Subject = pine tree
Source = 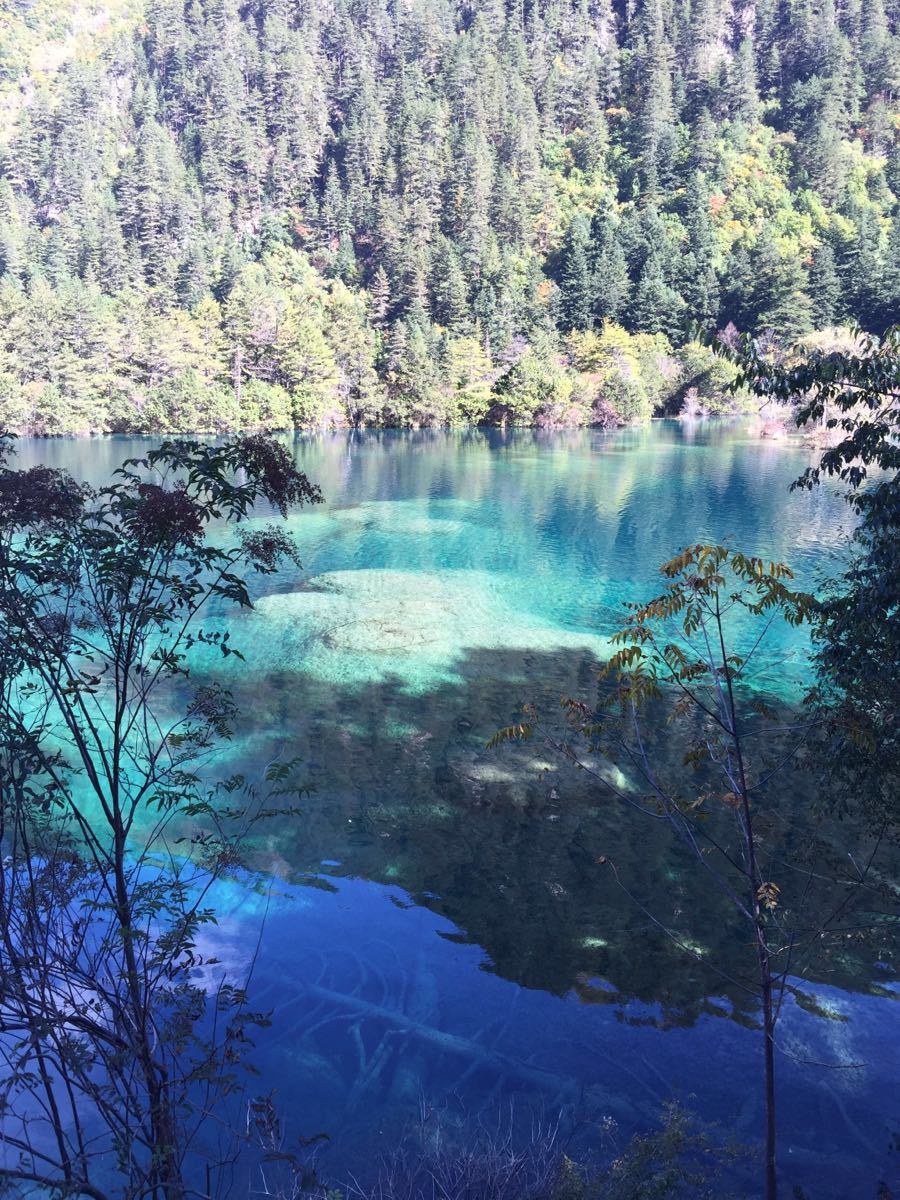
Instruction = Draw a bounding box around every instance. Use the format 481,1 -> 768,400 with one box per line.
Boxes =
0,179 -> 26,278
679,175 -> 720,328
433,240 -> 470,334
594,238 -> 631,324
860,0 -> 896,99
747,231 -> 813,339
634,0 -> 677,196
689,107 -> 718,173
320,162 -> 346,245
808,240 -> 841,326
839,206 -> 886,330
332,232 -> 360,286
369,265 -> 391,330
728,38 -> 760,123
629,252 -> 685,338
874,216 -> 900,332
559,216 -> 594,332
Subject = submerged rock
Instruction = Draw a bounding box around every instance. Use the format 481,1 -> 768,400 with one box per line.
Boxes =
247,568 -> 609,691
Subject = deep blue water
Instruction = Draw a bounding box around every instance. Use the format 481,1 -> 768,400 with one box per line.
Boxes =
15,423 -> 899,1196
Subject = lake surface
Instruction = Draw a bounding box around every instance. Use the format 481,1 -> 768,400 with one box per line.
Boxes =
17,424 -> 899,1196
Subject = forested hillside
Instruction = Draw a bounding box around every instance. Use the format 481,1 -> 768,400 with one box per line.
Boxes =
1,0 -> 899,433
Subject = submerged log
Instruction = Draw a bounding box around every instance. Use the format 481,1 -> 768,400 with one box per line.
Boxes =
286,976 -> 642,1125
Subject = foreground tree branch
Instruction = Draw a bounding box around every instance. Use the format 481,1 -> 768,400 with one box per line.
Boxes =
0,434 -> 321,1199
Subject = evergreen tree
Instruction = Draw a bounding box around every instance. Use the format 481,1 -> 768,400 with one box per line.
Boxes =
809,240 -> 841,326
432,240 -> 470,334
678,175 -> 720,328
629,252 -> 685,339
880,217 -> 900,330
559,215 -> 594,332
745,231 -> 813,339
590,211 -> 631,324
370,265 -> 392,330
728,38 -> 760,123
839,206 -> 886,330
634,0 -> 677,196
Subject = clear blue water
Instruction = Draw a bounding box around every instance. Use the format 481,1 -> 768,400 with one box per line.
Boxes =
16,423 -> 899,1196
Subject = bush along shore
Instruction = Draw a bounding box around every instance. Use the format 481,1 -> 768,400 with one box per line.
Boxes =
1,281 -> 754,435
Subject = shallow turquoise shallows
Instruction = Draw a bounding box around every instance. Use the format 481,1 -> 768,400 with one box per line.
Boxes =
17,424 -> 898,1196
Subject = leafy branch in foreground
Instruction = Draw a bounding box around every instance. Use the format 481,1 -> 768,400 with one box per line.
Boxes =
717,326 -> 900,493
492,544 -> 893,1200
0,434 -> 321,1200
716,326 -> 900,843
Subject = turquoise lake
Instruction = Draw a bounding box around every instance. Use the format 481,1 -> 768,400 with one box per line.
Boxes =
17,423 -> 899,1196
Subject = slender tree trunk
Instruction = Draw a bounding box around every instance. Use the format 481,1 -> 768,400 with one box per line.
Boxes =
717,602 -> 778,1200
743,822 -> 778,1200
233,344 -> 243,409
760,954 -> 778,1200
113,826 -> 184,1200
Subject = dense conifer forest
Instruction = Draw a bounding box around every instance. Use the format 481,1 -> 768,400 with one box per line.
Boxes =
0,0 -> 898,433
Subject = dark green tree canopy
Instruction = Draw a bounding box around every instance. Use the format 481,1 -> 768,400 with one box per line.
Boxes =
0,0 -> 898,432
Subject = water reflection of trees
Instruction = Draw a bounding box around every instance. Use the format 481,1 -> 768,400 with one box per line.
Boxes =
16,430 -> 854,594
213,642 -> 892,1026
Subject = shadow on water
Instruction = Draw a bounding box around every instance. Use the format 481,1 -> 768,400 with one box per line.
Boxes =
205,642 -> 896,1019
